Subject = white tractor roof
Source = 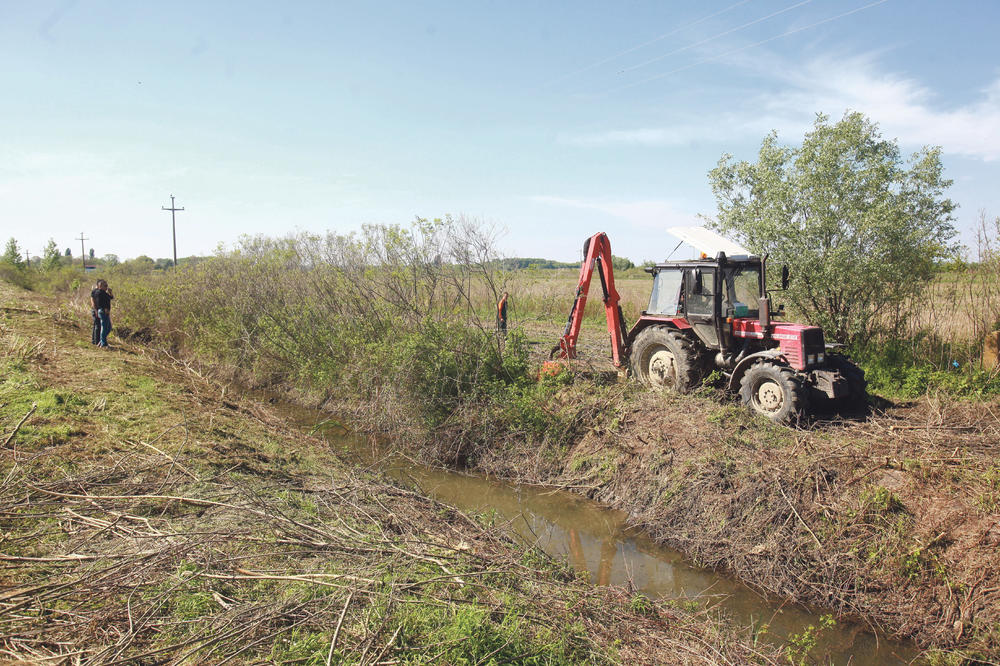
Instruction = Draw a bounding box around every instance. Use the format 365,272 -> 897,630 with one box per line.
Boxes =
667,226 -> 751,258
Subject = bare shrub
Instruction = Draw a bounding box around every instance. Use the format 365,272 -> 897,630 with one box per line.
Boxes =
109,216 -> 522,430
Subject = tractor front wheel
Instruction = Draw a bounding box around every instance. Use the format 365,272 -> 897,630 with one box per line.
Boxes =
630,327 -> 703,393
739,362 -> 809,424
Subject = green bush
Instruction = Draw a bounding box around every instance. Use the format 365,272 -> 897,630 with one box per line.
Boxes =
854,340 -> 1000,398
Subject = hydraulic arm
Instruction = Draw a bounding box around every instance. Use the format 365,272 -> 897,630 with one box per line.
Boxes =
553,232 -> 628,366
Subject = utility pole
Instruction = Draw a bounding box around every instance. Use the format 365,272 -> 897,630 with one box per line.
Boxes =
77,232 -> 89,271
161,195 -> 185,269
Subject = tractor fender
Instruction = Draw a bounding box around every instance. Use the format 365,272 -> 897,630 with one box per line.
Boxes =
727,350 -> 788,392
625,316 -> 691,349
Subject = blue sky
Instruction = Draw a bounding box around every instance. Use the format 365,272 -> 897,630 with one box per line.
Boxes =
3,0 -> 1000,263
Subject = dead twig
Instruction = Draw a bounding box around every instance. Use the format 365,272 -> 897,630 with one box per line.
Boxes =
327,590 -> 354,665
776,482 -> 822,549
3,403 -> 37,448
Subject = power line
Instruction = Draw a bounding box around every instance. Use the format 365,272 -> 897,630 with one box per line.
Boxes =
618,0 -> 813,75
606,0 -> 891,94
162,195 -> 185,269
542,0 -> 754,88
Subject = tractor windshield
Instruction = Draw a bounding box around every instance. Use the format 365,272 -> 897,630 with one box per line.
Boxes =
725,265 -> 762,317
647,269 -> 683,316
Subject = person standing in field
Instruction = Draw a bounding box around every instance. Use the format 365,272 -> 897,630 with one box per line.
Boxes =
91,279 -> 114,348
497,291 -> 509,335
89,280 -> 101,345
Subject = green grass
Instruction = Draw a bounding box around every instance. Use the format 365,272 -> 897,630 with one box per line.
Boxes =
853,339 -> 1000,399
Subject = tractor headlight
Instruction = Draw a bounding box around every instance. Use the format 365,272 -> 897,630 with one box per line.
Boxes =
817,352 -> 824,364
807,354 -> 816,366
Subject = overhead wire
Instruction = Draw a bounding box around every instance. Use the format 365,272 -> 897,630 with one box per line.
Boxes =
542,0 -> 754,87
618,0 -> 814,74
605,0 -> 892,94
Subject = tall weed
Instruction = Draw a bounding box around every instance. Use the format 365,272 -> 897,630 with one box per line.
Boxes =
104,217 -> 539,432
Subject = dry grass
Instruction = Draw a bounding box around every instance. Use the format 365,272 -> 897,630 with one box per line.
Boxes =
0,281 -> 782,665
505,269 -> 652,326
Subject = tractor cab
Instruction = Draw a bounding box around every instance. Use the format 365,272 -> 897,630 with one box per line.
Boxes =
644,254 -> 767,354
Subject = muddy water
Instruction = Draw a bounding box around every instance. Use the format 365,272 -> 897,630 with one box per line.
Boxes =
274,400 -> 921,665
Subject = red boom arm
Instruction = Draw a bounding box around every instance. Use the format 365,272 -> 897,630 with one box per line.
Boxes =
554,232 -> 628,367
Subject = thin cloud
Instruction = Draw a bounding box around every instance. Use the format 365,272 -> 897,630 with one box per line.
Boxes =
542,0 -> 752,88
530,195 -> 700,229
561,54 -> 1000,161
560,119 -> 747,147
762,55 -> 1000,160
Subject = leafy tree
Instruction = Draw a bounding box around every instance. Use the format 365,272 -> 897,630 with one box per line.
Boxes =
103,254 -> 120,267
2,238 -> 24,269
42,239 -> 62,271
611,255 -> 634,271
127,255 -> 155,273
89,247 -> 95,259
706,111 -> 958,344
65,248 -> 72,257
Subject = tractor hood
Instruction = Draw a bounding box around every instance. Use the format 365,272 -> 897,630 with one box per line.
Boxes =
731,319 -> 826,371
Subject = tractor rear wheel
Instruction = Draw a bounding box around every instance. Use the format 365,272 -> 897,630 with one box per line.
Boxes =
630,327 -> 703,393
739,361 -> 809,424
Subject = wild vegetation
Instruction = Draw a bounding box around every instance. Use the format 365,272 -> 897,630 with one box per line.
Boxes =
0,281 -> 780,664
23,207 -> 991,660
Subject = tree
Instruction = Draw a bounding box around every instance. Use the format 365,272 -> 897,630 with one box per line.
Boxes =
127,255 -> 155,273
2,238 -> 24,269
89,248 -> 95,259
103,254 -> 120,267
65,248 -> 72,257
706,111 -> 958,344
42,239 -> 62,271
611,255 -> 634,271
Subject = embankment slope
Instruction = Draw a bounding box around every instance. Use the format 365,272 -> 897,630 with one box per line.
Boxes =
441,358 -> 1000,661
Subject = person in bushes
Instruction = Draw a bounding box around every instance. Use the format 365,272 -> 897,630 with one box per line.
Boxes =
497,291 -> 509,335
89,280 -> 101,345
90,279 -> 114,348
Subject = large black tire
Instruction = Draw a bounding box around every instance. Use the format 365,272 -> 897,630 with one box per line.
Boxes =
829,354 -> 868,412
630,326 -> 704,393
739,361 -> 809,424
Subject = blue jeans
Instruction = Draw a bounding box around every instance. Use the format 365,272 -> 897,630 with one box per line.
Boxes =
98,310 -> 112,347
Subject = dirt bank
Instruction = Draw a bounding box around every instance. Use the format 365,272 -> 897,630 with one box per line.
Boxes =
0,284 -> 780,665
421,327 -> 1000,663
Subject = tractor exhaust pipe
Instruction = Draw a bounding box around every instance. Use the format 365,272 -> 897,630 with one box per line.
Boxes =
759,297 -> 771,329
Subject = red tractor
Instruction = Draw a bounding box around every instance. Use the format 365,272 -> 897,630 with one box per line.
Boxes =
552,230 -> 866,423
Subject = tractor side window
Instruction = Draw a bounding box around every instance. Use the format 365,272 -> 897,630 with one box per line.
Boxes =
685,269 -> 715,316
648,270 -> 683,315
727,267 -> 761,317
